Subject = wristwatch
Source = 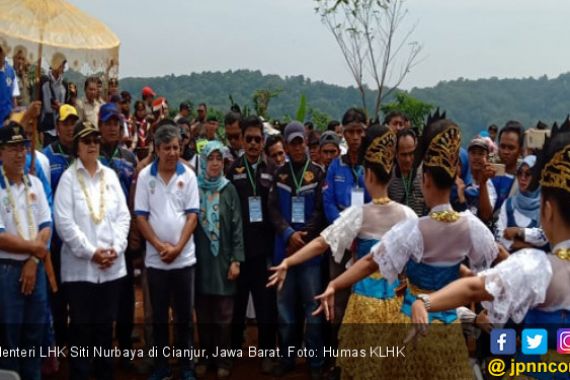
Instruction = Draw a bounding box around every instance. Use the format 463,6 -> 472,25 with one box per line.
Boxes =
416,294 -> 431,311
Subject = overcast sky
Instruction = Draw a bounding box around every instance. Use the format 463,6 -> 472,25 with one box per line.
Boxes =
68,0 -> 570,90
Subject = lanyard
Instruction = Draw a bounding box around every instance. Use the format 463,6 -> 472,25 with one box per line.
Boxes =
351,166 -> 362,188
402,172 -> 413,206
289,159 -> 310,194
244,156 -> 260,196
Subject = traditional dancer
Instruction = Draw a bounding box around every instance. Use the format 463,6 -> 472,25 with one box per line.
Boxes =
314,114 -> 499,379
268,124 -> 417,379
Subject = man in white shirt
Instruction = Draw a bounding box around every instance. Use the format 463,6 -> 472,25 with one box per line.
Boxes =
135,123 -> 200,380
75,76 -> 103,128
0,122 -> 51,380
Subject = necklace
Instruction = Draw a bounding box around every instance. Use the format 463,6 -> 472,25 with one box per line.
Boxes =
430,210 -> 460,223
372,197 -> 391,205
555,249 -> 570,261
76,162 -> 106,224
1,167 -> 37,240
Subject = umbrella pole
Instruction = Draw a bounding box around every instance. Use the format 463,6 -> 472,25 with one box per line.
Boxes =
32,42 -> 58,293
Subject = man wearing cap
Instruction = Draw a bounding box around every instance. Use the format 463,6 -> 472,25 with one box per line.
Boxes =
42,104 -> 78,346
141,86 -> 156,115
0,44 -> 19,124
40,53 -> 67,147
76,76 -> 103,128
97,102 -> 138,357
463,137 -> 497,219
318,131 -> 340,169
0,122 -> 52,380
268,121 -> 325,378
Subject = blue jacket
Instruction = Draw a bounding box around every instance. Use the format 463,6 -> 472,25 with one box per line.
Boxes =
99,144 -> 137,198
0,61 -> 16,123
323,155 -> 370,223
268,158 -> 325,266
43,142 -> 73,193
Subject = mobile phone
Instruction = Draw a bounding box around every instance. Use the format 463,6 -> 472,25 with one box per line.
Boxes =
490,163 -> 506,177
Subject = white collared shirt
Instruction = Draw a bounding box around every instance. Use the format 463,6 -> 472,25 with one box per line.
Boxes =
0,174 -> 51,260
54,159 -> 130,283
135,160 -> 200,270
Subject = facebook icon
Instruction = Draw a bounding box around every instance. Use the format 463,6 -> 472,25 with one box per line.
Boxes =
491,329 -> 516,355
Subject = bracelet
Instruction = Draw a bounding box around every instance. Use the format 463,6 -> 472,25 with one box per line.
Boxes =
416,294 -> 431,311
30,256 -> 40,264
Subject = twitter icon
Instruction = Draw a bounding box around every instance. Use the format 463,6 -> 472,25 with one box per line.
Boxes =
522,329 -> 548,355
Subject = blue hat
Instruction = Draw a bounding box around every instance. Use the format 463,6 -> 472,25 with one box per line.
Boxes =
99,103 -> 121,123
284,121 -> 305,143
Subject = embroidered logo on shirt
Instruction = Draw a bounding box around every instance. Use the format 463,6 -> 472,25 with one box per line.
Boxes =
177,180 -> 185,190
235,166 -> 245,174
278,174 -> 288,182
149,179 -> 156,194
304,171 -> 314,183
29,192 -> 36,203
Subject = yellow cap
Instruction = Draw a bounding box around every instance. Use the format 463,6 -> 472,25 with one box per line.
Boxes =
59,104 -> 78,121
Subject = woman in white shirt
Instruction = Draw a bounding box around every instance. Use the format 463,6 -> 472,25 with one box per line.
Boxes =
54,121 -> 130,380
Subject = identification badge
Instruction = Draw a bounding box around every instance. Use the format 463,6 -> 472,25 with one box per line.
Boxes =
248,196 -> 263,223
291,196 -> 305,224
351,187 -> 364,207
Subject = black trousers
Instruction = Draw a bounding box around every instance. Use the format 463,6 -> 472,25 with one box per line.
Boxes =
49,240 -> 68,347
147,266 -> 195,371
231,254 -> 277,351
66,278 -> 121,380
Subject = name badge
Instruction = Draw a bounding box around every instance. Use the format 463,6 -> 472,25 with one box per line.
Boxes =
351,187 -> 364,207
291,196 -> 305,224
248,196 -> 263,223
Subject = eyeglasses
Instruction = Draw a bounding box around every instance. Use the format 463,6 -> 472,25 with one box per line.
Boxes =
80,136 -> 101,145
227,133 -> 241,141
245,136 -> 262,144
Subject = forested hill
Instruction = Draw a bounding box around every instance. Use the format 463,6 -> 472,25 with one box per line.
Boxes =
114,69 -> 570,140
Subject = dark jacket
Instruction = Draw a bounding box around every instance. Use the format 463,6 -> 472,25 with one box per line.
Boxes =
227,155 -> 275,260
268,157 -> 325,266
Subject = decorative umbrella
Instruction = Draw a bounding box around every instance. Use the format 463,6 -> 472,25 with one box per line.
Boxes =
0,0 -> 121,293
0,0 -> 120,74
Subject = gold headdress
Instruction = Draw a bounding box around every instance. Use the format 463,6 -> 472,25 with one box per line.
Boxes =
364,129 -> 397,174
423,113 -> 461,178
539,144 -> 570,192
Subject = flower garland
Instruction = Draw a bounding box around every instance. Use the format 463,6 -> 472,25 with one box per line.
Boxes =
1,167 -> 37,240
76,162 -> 106,224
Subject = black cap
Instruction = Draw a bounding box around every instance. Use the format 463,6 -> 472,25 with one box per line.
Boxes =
0,121 -> 29,145
73,121 -> 101,141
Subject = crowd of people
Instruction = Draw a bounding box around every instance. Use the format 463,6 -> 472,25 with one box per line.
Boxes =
0,48 -> 569,380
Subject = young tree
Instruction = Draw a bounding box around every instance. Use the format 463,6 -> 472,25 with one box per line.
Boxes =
315,0 -> 422,117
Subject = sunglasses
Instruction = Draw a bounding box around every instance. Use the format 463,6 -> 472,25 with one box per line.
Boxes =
227,133 -> 241,141
80,136 -> 101,145
245,136 -> 262,144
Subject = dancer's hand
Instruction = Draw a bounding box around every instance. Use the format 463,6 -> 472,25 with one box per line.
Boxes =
267,261 -> 288,291
313,284 -> 336,321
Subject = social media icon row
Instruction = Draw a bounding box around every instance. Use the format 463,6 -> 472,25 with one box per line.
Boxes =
490,328 -> 570,355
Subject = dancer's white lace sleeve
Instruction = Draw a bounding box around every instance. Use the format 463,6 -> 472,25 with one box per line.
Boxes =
320,206 -> 362,264
372,218 -> 423,284
466,212 -> 499,273
480,249 -> 551,324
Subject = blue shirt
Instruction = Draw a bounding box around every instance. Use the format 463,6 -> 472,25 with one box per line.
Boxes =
0,60 -> 16,123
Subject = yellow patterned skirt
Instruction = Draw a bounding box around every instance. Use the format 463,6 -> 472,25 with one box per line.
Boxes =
337,293 -> 402,380
338,300 -> 472,380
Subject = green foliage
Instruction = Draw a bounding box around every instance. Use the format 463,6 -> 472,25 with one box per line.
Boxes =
253,88 -> 281,118
381,92 -> 433,131
296,94 -> 307,122
308,108 -> 332,131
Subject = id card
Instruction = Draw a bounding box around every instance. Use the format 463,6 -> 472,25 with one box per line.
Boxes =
351,187 -> 364,207
291,196 -> 305,224
248,196 -> 263,223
